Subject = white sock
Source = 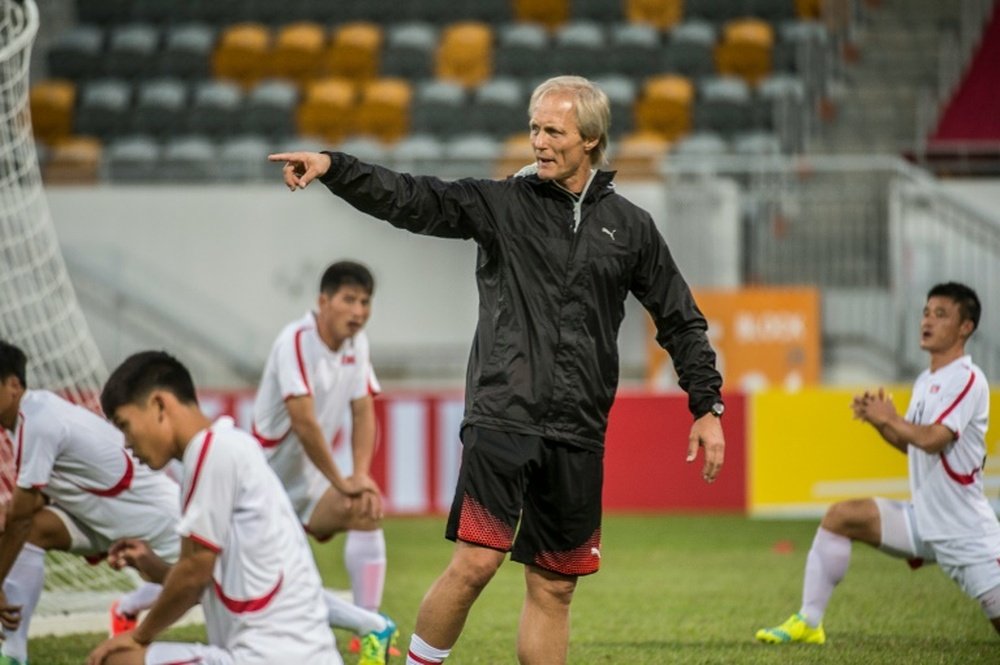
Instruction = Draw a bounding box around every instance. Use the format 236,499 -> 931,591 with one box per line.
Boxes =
1,543 -> 45,661
344,529 -> 386,612
117,582 -> 162,617
799,527 -> 851,626
406,633 -> 451,664
324,589 -> 386,635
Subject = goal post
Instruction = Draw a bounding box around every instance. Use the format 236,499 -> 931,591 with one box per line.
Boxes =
0,0 -> 143,636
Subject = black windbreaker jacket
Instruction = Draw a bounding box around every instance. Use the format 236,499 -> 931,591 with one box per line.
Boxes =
320,152 -> 722,452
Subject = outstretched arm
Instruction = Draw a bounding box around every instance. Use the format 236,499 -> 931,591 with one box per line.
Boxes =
853,388 -> 955,454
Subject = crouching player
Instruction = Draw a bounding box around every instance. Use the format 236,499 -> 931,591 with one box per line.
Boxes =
88,351 -> 341,665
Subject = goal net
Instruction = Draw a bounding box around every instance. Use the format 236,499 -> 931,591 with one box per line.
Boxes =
0,0 -> 141,636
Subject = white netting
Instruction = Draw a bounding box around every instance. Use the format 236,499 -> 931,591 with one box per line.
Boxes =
0,0 -> 140,633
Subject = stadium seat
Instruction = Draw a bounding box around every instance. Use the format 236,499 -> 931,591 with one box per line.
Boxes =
187,80 -> 245,138
611,130 -> 670,180
463,0 -> 513,24
269,22 -> 326,85
493,132 -> 535,179
131,78 -> 188,138
105,136 -> 161,182
775,19 -> 829,76
380,23 -> 437,80
104,24 -> 159,81
634,74 -> 694,141
686,0 -> 746,22
513,0 -> 569,29
212,23 -> 271,89
469,77 -> 526,137
355,78 -> 413,143
243,79 -> 299,140
494,23 -> 551,80
411,80 -> 469,138
334,136 -> 391,166
795,0 -> 823,19
626,0 -> 683,30
551,21 -> 606,79
592,74 -> 637,136
695,76 -> 754,137
747,0 -> 798,21
390,133 -> 446,173
443,133 -> 501,178
46,25 -> 104,82
608,23 -> 662,80
218,135 -> 272,181
296,77 -> 357,143
573,0 -> 625,23
29,80 -> 76,143
245,0 -> 303,25
732,130 -> 782,154
661,20 -> 718,78
715,18 -> 774,86
672,130 -> 729,156
42,137 -> 103,184
161,135 -> 216,182
756,73 -> 807,150
159,23 -> 215,79
435,22 -> 493,89
74,79 -> 132,141
323,22 -> 383,83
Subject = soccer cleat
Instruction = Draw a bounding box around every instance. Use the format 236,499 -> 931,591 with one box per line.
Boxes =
0,655 -> 27,664
358,615 -> 399,665
109,599 -> 138,637
755,612 -> 826,645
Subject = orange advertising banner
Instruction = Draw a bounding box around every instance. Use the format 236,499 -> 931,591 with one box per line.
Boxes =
648,287 -> 821,392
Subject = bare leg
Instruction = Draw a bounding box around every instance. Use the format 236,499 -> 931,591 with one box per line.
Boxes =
820,498 -> 881,546
412,541 -> 505,649
306,485 -> 381,539
517,565 -> 576,665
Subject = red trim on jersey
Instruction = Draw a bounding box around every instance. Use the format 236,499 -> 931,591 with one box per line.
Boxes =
251,422 -> 289,449
79,449 -> 134,497
294,328 -> 313,395
940,452 -> 978,485
14,413 -> 24,474
407,650 -> 441,665
934,371 -> 975,426
183,431 -> 214,512
187,532 -> 222,553
160,659 -> 203,665
213,573 -> 283,613
368,367 -> 380,397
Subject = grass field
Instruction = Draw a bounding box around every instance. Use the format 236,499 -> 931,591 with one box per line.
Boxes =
31,515 -> 998,664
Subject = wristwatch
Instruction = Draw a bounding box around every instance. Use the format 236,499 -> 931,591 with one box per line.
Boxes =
708,402 -> 725,418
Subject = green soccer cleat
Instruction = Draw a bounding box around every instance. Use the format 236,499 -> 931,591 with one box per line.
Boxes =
358,614 -> 398,665
0,655 -> 27,665
755,612 -> 826,645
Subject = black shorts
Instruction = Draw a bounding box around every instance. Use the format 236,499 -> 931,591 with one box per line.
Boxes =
445,425 -> 604,576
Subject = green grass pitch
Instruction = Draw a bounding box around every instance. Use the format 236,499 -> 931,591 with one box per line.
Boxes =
29,515 -> 998,663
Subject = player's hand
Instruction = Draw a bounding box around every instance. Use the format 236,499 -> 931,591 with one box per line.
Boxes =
857,387 -> 896,427
86,631 -> 145,665
268,151 -> 332,191
108,539 -> 170,583
347,474 -> 384,521
687,412 -> 725,483
0,590 -> 21,632
850,390 -> 874,420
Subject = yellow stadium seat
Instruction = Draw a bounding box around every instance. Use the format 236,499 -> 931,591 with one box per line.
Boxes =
43,136 -> 102,184
435,22 -> 493,89
795,0 -> 822,19
613,130 -> 671,180
626,0 -> 683,30
296,77 -> 357,143
30,80 -> 76,143
513,0 -> 569,29
634,74 -> 694,141
355,78 -> 413,143
493,133 -> 535,179
270,22 -> 326,85
212,23 -> 271,89
715,18 -> 774,85
323,22 -> 383,83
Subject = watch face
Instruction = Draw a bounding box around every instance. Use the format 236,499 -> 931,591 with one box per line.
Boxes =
711,402 -> 725,417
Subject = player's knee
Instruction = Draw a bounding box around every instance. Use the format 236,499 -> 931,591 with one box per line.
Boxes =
449,548 -> 503,590
821,499 -> 876,537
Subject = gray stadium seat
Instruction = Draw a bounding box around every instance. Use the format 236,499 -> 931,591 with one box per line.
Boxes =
686,0 -> 747,22
673,131 -> 729,156
187,80 -> 244,138
592,74 -> 637,136
661,20 -> 717,78
381,23 -> 437,80
243,79 -> 298,140
552,21 -> 606,79
469,77 -> 526,138
389,133 -> 446,173
695,76 -> 754,138
746,0 -> 797,21
608,23 -> 662,80
161,135 -> 216,181
185,0 -> 251,25
572,0 -> 624,23
334,137 -> 391,167
47,25 -> 104,81
443,133 -> 501,179
74,79 -> 132,141
159,23 -> 215,79
106,136 -> 161,182
105,24 -> 159,81
732,130 -> 782,155
132,79 -> 188,138
462,0 -> 513,23
494,23 -> 552,79
219,135 -> 272,181
132,0 -> 184,25
411,80 -> 469,138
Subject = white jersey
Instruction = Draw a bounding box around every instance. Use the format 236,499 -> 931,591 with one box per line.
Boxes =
178,417 -> 337,664
904,355 -> 1000,565
251,312 -> 380,512
1,390 -> 179,553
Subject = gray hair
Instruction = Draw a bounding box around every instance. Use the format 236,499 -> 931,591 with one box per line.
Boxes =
529,76 -> 610,166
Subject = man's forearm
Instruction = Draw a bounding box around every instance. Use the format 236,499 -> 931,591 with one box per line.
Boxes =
291,419 -> 345,487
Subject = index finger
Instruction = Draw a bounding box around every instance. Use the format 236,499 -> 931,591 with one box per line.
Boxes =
267,152 -> 300,163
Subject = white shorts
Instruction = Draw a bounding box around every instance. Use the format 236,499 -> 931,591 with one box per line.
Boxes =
146,641 -> 233,665
46,504 -> 180,563
266,445 -> 330,526
875,497 -> 1000,617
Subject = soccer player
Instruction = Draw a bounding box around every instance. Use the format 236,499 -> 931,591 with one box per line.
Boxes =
252,260 -> 396,658
0,341 -> 180,665
269,75 -> 726,665
87,350 -> 341,665
756,282 -> 1000,643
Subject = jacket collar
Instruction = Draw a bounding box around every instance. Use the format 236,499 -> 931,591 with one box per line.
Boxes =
514,165 -> 617,203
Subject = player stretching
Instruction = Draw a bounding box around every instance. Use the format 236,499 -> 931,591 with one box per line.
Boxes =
0,341 -> 180,665
88,351 -> 341,665
253,260 -> 396,661
756,282 -> 1000,643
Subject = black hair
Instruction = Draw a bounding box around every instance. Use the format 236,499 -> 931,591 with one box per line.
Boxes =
101,351 -> 198,417
0,341 -> 27,388
319,260 -> 375,296
927,282 -> 981,332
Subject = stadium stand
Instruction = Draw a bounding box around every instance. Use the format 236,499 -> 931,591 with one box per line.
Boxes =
211,22 -> 270,88
714,18 -> 774,85
323,21 -> 383,83
551,20 -> 606,79
105,23 -> 159,81
42,136 -> 102,184
380,22 -> 438,80
74,79 -> 131,141
354,78 -> 413,142
243,79 -> 299,140
635,73 -> 694,141
411,79 -> 468,138
435,21 -> 493,88
626,0 -> 683,29
159,23 -> 215,79
269,22 -> 326,85
296,77 -> 357,142
105,135 -> 160,182
29,79 -> 75,144
131,78 -> 187,138
186,80 -> 244,138
46,24 -> 102,81
513,0 -> 570,29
